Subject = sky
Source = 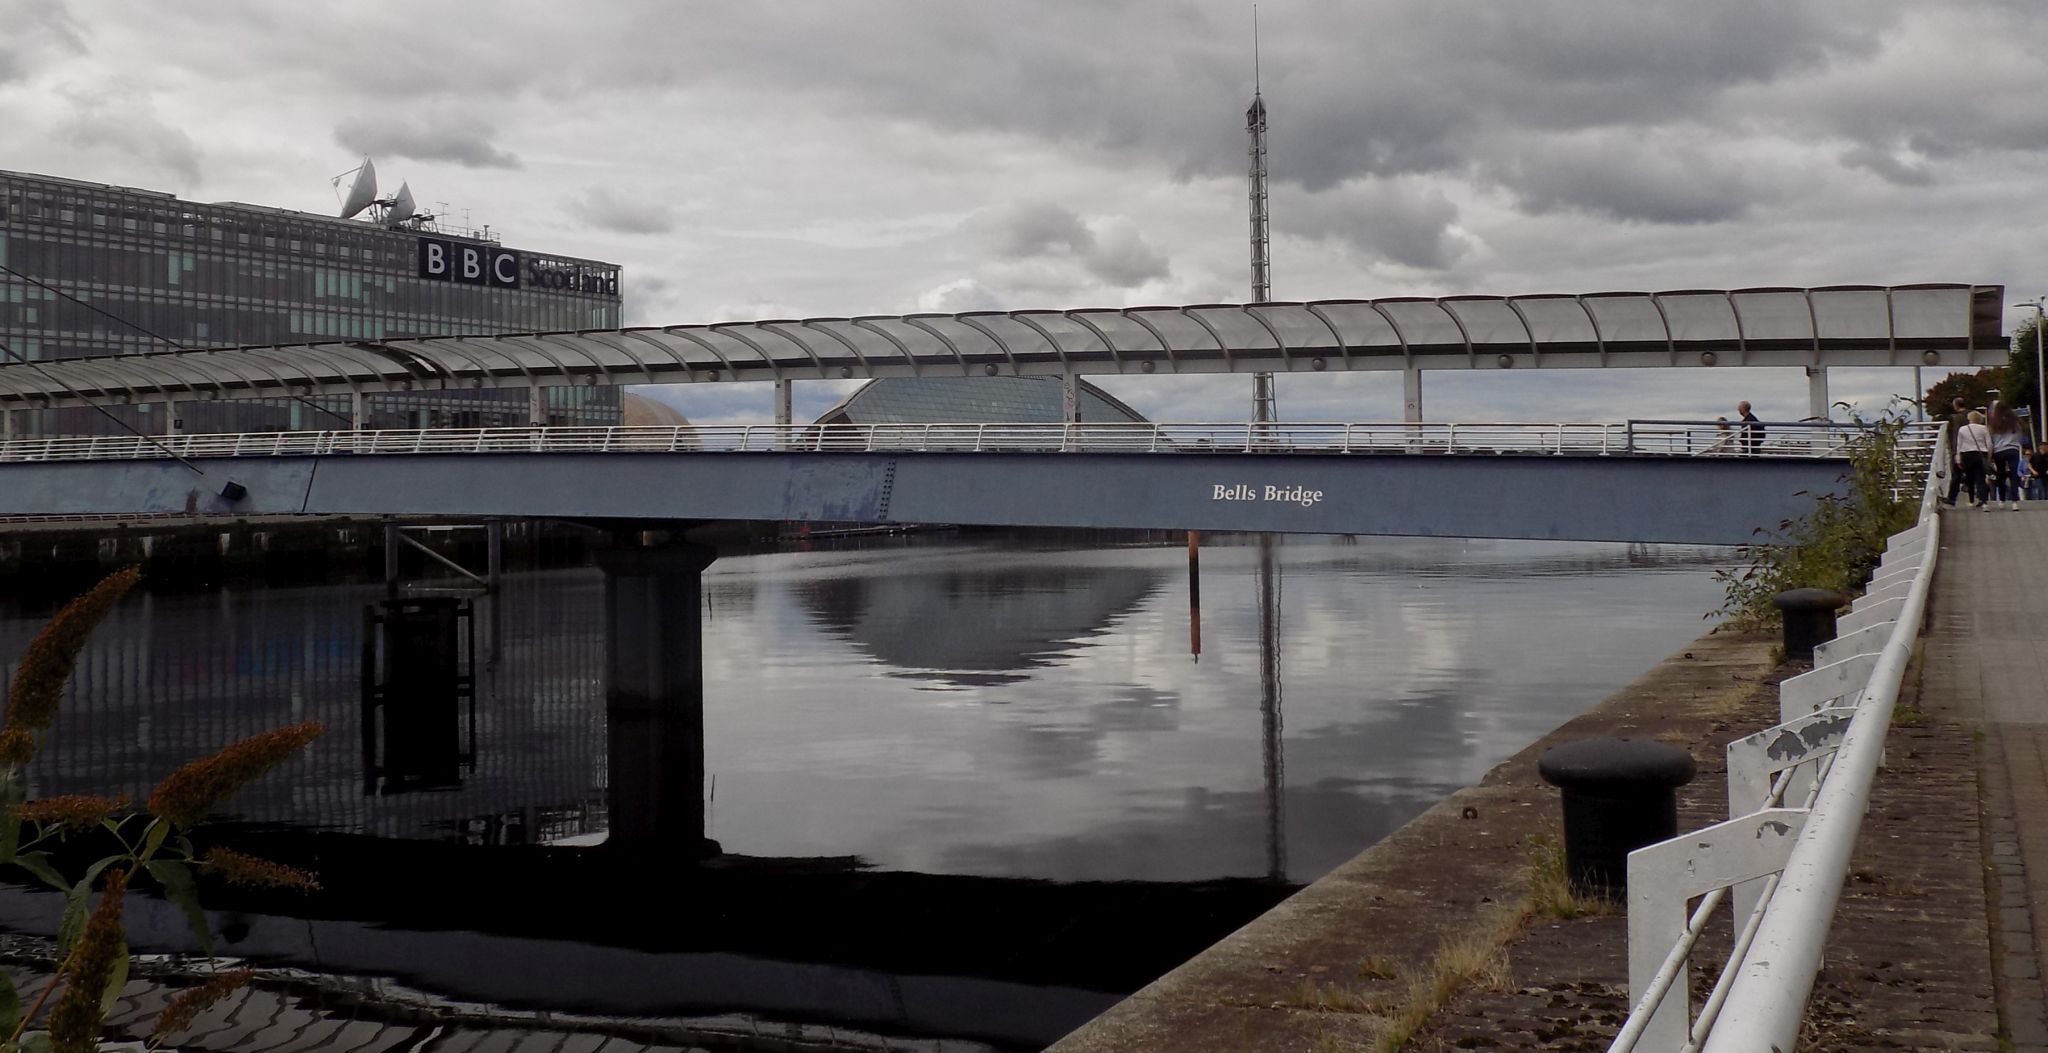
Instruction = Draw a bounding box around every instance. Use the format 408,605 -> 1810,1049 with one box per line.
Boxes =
3,0 -> 2044,427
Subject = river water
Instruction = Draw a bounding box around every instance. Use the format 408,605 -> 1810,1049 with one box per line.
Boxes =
0,532 -> 1728,1049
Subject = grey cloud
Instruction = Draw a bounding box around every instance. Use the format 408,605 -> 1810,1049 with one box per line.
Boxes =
979,203 -> 1170,288
58,84 -> 202,187
567,188 -> 678,235
1484,132 -> 1772,224
1840,146 -> 1934,187
1278,180 -> 1467,270
0,0 -> 86,85
334,115 -> 521,170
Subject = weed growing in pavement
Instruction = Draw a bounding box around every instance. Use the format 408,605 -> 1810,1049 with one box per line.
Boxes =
1712,406 -> 1919,628
0,567 -> 324,1053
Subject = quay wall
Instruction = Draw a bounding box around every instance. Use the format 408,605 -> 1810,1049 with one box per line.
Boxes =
1047,625 -> 1784,1052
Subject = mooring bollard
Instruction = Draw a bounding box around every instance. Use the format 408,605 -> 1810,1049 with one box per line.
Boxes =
1536,738 -> 1696,900
1772,587 -> 1850,662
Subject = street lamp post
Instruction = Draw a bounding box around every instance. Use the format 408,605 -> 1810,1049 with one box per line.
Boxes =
2017,298 -> 2047,443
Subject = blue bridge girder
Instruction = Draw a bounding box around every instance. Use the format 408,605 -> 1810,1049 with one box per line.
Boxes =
0,449 -> 1851,545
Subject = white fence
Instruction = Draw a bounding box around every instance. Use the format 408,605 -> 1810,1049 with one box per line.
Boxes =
1609,426 -> 1947,1052
0,419 -> 1906,463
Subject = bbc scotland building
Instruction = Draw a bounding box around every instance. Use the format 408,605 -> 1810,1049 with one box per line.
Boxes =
0,168 -> 624,437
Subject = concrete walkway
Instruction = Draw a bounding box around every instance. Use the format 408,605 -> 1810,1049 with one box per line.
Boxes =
1925,506 -> 2048,1051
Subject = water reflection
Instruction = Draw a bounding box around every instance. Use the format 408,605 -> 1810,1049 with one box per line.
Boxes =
0,533 -> 1727,1049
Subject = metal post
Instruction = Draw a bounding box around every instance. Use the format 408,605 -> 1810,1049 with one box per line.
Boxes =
1806,366 -> 1830,422
528,385 -> 545,427
774,379 -> 793,427
486,519 -> 504,666
1061,374 -> 1080,424
383,520 -> 400,598
1403,368 -> 1423,423
1913,366 -> 1925,421
351,391 -> 368,430
2033,302 -> 2046,443
1,408 -> 12,443
162,400 -> 178,437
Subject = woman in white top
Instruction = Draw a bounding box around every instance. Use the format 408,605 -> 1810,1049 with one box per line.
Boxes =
1990,405 -> 2027,510
1956,410 -> 1992,508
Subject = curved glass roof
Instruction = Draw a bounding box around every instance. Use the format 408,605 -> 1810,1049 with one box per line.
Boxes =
0,286 -> 2006,411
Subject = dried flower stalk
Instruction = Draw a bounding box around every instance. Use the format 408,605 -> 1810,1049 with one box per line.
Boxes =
150,968 -> 255,1041
4,567 -> 141,741
12,795 -> 129,834
199,847 -> 319,892
147,721 -> 324,829
46,867 -> 128,1053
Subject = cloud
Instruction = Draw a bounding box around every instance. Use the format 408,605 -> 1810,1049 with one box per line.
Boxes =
567,188 -> 678,235
333,114 -> 521,170
1480,129 -> 1780,225
57,82 -> 202,187
1839,145 -> 1935,188
0,0 -> 86,85
976,203 -> 1170,288
1278,179 -> 1470,270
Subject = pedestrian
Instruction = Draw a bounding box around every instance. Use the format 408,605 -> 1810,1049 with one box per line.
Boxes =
2030,442 -> 2048,501
1704,416 -> 1736,455
1944,396 -> 1969,506
1956,409 -> 1992,509
1991,404 -> 2026,510
1737,401 -> 1764,456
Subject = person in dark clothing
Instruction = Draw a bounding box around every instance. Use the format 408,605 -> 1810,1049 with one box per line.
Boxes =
1944,397 -> 1969,505
1737,401 -> 1764,455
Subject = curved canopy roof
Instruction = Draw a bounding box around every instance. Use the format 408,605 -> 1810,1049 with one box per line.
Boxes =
0,285 -> 2007,410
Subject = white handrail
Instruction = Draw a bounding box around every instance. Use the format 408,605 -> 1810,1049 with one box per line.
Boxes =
1609,421 -> 1947,1053
0,419 -> 1902,464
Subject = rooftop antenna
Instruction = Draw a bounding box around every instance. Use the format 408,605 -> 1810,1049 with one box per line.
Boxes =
1247,5 -> 1276,423
334,158 -> 378,219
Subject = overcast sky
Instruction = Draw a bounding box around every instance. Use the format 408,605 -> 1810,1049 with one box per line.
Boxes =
4,0 -> 2044,426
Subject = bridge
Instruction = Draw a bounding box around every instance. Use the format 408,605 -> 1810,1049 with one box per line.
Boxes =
0,285 -> 2009,430
0,419 -> 1924,547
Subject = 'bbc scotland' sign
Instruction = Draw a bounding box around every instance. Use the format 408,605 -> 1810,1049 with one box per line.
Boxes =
417,237 -> 620,297
417,238 -> 520,288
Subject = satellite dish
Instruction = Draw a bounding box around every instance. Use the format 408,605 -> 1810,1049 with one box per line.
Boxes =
385,181 -> 415,227
338,158 -> 377,219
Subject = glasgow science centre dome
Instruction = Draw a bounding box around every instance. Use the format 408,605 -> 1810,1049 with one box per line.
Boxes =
813,376 -> 1149,426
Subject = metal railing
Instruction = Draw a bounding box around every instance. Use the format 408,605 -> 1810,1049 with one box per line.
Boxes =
1609,425 -> 1947,1053
0,419 -> 1896,463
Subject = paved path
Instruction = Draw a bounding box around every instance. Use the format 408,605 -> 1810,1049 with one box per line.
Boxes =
1925,506 -> 2048,1051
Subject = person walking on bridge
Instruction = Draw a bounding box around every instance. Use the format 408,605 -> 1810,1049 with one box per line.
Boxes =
1737,401 -> 1764,456
1944,396 -> 1969,506
1991,404 -> 2027,510
1956,409 -> 1992,509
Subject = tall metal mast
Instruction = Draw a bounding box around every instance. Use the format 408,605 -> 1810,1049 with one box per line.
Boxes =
1247,10 -> 1276,423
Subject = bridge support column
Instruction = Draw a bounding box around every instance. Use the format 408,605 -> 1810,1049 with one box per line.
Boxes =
1062,374 -> 1080,424
1,408 -> 13,442
598,536 -> 717,856
528,386 -> 545,427
1403,368 -> 1423,423
162,401 -> 178,436
351,391 -> 368,430
1807,367 -> 1830,421
774,379 -> 793,428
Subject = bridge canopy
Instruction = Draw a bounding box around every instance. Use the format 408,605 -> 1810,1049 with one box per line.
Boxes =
0,285 -> 2006,411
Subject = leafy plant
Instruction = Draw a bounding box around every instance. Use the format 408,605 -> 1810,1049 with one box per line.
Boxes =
0,567 -> 324,1052
1711,407 -> 1919,628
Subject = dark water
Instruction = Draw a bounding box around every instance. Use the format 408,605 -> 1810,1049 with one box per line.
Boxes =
0,533 -> 1726,1049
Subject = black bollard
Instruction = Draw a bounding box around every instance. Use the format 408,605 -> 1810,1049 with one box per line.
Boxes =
1772,588 -> 1850,662
1537,738 -> 1696,901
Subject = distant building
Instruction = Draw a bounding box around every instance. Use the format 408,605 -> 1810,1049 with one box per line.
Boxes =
813,376 -> 1148,426
0,168 -> 624,436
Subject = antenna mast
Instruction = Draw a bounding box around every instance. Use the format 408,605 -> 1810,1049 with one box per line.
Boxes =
1247,7 -> 1276,423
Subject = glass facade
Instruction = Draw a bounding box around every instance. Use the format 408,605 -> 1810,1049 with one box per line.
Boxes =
0,169 -> 624,436
815,376 -> 1149,425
